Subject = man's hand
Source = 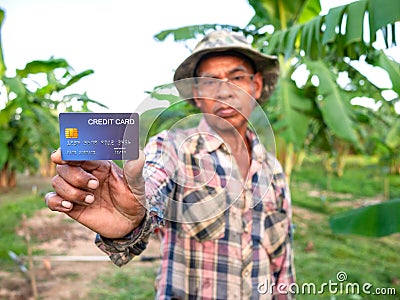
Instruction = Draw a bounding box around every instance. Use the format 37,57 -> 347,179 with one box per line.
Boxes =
45,149 -> 147,238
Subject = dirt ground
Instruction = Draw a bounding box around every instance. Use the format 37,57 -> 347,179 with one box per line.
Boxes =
0,208 -> 161,300
0,175 -> 391,299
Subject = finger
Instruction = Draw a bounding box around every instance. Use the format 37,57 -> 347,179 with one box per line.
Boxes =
52,175 -> 95,205
51,148 -> 67,165
123,150 -> 146,196
45,192 -> 74,212
56,164 -> 99,191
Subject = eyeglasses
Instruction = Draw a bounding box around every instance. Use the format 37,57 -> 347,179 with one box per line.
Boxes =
195,73 -> 255,95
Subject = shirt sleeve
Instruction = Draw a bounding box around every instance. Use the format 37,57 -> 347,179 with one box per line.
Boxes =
95,130 -> 175,266
95,211 -> 160,267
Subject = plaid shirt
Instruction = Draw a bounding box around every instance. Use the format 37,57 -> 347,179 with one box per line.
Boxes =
96,118 -> 295,299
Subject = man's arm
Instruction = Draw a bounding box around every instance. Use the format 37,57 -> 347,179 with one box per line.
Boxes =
94,130 -> 176,266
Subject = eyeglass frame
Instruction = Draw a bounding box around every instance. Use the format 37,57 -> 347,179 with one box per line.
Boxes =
194,73 -> 255,95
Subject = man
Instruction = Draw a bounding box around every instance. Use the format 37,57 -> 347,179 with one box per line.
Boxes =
46,30 -> 295,299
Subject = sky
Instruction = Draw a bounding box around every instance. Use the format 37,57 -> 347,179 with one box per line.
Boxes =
0,0 -> 255,112
0,0 -> 398,112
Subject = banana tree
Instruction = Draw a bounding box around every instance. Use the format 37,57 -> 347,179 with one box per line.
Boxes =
260,0 -> 399,176
0,8 -> 106,188
372,50 -> 400,176
154,0 -> 399,181
264,0 -> 400,237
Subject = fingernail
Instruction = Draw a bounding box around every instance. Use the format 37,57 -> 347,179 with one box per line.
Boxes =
85,194 -> 95,204
61,201 -> 72,209
87,179 -> 98,189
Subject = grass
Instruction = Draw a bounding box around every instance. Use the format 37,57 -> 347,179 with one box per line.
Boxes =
0,174 -> 51,269
89,156 -> 400,299
88,265 -> 157,299
286,156 -> 400,299
1,158 -> 399,299
0,194 -> 46,268
293,208 -> 399,299
291,156 -> 400,200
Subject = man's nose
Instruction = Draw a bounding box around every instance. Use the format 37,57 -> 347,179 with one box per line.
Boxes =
215,79 -> 234,99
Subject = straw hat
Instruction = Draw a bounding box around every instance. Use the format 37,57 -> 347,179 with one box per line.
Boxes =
173,30 -> 279,104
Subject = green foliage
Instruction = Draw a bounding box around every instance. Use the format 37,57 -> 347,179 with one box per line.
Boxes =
330,198 -> 400,237
291,156 -> 400,198
375,49 -> 400,95
0,7 -> 107,187
16,58 -> 70,77
139,87 -> 200,147
293,214 -> 400,300
154,0 -> 400,167
0,8 -> 5,77
0,60 -> 96,180
247,0 -> 322,31
153,0 -> 400,237
268,73 -> 313,146
368,0 -> 400,46
290,158 -> 399,297
305,59 -> 360,146
265,0 -> 399,59
154,24 -> 242,42
292,155 -> 400,237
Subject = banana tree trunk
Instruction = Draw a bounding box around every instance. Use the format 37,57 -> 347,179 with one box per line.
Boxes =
0,163 -> 8,187
8,169 -> 16,187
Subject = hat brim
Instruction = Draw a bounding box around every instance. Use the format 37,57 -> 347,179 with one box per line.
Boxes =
173,46 -> 280,104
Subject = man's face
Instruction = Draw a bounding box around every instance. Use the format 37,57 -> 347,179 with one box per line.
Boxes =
193,55 -> 263,134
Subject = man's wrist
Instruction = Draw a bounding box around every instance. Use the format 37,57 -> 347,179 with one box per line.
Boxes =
129,207 -> 147,232
98,210 -> 150,245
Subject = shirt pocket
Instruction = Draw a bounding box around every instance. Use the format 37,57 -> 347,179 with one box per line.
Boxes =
260,184 -> 289,258
261,210 -> 288,258
180,185 -> 226,241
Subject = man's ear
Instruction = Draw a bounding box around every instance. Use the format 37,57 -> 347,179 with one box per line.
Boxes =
193,98 -> 201,108
253,72 -> 263,100
192,87 -> 202,108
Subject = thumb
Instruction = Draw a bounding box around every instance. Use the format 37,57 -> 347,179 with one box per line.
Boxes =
123,150 -> 146,196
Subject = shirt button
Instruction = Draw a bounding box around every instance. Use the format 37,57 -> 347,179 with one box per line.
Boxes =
244,270 -> 250,276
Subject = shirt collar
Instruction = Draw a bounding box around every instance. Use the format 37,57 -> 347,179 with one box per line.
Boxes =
192,118 -> 266,162
195,118 -> 224,153
246,129 -> 267,163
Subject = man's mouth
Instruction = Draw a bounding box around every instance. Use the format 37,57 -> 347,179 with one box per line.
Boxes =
215,106 -> 239,118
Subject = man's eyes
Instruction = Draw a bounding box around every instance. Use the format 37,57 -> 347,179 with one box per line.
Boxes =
230,75 -> 246,82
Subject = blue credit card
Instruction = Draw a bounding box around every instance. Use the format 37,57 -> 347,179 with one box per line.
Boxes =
59,112 -> 139,161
